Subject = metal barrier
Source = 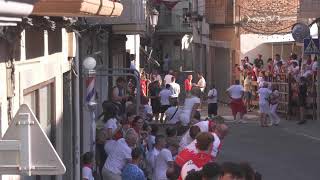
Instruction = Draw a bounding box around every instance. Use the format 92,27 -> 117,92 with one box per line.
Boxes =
84,67 -> 141,114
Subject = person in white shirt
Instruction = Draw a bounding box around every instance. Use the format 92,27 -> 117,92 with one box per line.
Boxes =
194,73 -> 206,92
164,70 -> 174,85
211,123 -> 228,158
179,120 -> 215,151
312,56 -> 318,74
169,76 -> 181,104
179,87 -> 201,126
165,101 -> 181,124
159,84 -> 173,123
146,135 -> 166,178
179,125 -> 201,151
226,80 -> 246,122
153,146 -> 175,180
82,152 -> 94,180
152,69 -> 163,85
257,82 -> 272,127
102,128 -> 138,180
207,85 -> 218,117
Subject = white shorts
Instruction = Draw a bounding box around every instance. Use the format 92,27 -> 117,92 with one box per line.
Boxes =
179,110 -> 191,126
259,103 -> 270,114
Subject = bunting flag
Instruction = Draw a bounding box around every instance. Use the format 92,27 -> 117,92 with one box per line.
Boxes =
162,0 -> 181,10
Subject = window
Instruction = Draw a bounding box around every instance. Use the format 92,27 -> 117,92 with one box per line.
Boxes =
23,79 -> 55,144
23,79 -> 56,180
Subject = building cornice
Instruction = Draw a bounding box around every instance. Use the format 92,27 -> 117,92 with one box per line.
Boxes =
32,0 -> 123,17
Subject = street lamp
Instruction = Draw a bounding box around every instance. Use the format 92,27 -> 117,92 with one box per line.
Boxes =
82,56 -> 97,163
150,8 -> 159,29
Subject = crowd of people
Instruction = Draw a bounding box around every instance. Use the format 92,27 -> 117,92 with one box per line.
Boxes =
80,52 -> 317,179
232,53 -> 317,125
81,67 -> 264,180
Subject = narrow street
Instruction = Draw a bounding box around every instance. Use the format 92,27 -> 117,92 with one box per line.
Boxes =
215,105 -> 320,180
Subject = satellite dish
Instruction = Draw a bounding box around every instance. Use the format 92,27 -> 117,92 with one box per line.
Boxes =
291,23 -> 310,43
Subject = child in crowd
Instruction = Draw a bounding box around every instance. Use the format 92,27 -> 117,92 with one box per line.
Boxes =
207,85 -> 218,117
82,152 -> 94,180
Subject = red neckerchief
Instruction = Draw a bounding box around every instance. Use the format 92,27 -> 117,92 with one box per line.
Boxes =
83,164 -> 93,170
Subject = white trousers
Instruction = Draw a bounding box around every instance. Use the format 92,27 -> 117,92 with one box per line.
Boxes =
270,104 -> 280,124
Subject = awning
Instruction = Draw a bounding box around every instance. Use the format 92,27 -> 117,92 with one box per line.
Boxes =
32,0 -> 123,17
0,0 -> 36,25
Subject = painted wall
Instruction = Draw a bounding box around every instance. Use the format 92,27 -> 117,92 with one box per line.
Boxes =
0,28 -> 72,180
240,33 -> 299,62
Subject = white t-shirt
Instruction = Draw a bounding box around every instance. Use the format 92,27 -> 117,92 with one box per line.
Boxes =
226,85 -> 244,99
146,147 -> 160,171
312,61 -> 318,72
104,138 -> 132,175
82,166 -> 94,180
147,135 -> 156,151
183,96 -> 201,111
195,121 -> 210,132
211,133 -> 221,158
258,87 -> 272,104
180,160 -> 202,180
165,106 -> 181,124
159,89 -> 172,105
179,96 -> 201,126
154,148 -> 173,180
179,121 -> 210,151
207,89 -> 218,104
164,74 -> 173,85
197,77 -> 206,92
104,118 -> 118,135
179,132 -> 194,151
169,82 -> 181,98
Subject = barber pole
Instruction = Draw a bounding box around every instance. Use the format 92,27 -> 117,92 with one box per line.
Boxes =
86,76 -> 96,104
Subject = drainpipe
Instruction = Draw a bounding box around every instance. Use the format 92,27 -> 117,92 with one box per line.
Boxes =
73,35 -> 81,180
317,21 -> 320,121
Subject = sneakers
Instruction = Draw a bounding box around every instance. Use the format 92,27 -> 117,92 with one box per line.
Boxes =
297,120 -> 307,125
239,120 -> 247,124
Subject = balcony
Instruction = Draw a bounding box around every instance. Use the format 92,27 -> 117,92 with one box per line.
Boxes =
32,0 -> 123,17
156,8 -> 192,34
0,0 -> 37,25
85,0 -> 146,33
